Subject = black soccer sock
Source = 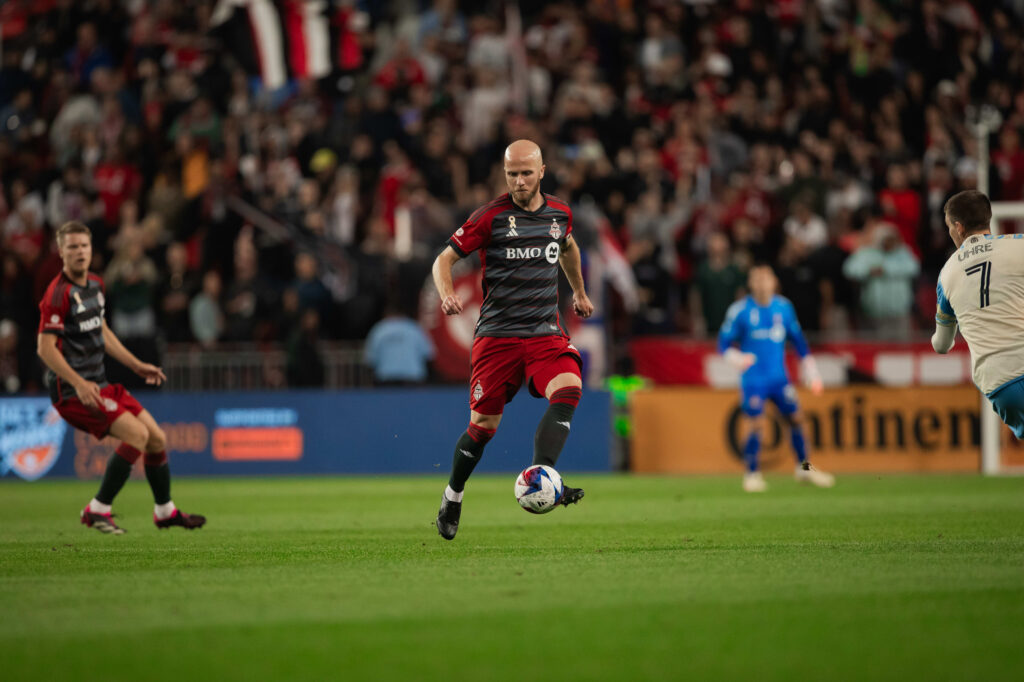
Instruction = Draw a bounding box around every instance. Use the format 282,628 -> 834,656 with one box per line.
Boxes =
95,450 -> 136,505
144,451 -> 172,505
533,387 -> 582,467
448,423 -> 496,493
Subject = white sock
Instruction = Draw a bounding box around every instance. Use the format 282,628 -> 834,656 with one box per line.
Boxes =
154,501 -> 177,520
444,485 -> 464,503
88,498 -> 111,514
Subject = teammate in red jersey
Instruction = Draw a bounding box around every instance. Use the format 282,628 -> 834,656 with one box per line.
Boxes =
432,139 -> 595,540
37,221 -> 205,534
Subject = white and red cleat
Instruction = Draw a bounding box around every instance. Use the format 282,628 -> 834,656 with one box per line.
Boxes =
154,509 -> 207,530
80,507 -> 125,534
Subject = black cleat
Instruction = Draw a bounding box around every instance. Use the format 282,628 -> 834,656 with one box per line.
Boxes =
154,509 -> 206,530
81,507 -> 125,535
560,484 -> 585,506
436,495 -> 461,540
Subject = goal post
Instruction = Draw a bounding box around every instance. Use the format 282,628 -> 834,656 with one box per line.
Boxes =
969,106 -> 1024,474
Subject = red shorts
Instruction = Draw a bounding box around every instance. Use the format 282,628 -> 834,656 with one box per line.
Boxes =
55,383 -> 144,439
469,335 -> 582,414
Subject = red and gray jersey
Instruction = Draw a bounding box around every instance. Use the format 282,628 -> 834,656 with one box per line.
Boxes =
447,193 -> 573,338
38,272 -> 108,403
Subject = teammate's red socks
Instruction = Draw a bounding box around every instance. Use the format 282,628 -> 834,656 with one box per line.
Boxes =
115,443 -> 142,464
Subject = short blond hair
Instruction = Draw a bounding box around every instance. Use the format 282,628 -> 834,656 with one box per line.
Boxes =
56,221 -> 92,247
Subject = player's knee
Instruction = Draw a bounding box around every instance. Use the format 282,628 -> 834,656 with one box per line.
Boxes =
146,426 -> 167,454
544,372 -> 581,399
122,423 -> 149,450
470,412 -> 502,431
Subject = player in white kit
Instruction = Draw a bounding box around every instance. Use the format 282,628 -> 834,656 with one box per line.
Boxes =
932,190 -> 1024,437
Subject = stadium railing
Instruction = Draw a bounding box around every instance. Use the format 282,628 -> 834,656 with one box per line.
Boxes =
161,342 -> 375,391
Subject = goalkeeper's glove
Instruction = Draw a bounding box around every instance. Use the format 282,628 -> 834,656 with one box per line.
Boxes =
801,356 -> 824,395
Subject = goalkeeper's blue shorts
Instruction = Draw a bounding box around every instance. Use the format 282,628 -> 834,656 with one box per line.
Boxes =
740,381 -> 799,418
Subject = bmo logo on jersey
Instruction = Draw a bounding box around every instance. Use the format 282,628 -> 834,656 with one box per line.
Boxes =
506,243 -> 560,264
79,316 -> 102,332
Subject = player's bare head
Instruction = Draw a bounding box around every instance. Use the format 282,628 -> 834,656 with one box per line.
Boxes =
748,264 -> 776,300
505,139 -> 543,167
504,139 -> 545,206
56,221 -> 92,274
56,221 -> 92,249
944,190 -> 991,247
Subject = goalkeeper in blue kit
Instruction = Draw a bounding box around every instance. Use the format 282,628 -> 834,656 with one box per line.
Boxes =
718,265 -> 835,492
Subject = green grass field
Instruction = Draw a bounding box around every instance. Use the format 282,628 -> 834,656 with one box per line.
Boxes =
2,473 -> 1024,681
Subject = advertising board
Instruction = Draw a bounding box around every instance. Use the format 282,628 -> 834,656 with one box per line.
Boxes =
631,386 -> 984,473
0,389 -> 611,479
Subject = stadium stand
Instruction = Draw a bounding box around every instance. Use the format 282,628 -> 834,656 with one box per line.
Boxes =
2,0 -> 1024,393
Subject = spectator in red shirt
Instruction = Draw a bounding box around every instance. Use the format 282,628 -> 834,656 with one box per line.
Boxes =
93,143 -> 141,228
877,163 -> 922,255
993,125 -> 1024,201
374,38 -> 426,96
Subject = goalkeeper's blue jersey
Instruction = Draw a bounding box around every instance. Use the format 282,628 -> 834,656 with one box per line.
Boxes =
717,295 -> 810,389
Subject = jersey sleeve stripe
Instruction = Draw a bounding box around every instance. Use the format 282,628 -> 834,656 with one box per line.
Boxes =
460,202 -> 515,253
466,195 -> 510,225
544,194 -> 570,211
49,279 -> 67,309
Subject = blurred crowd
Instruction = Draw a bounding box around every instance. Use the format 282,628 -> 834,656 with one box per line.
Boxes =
3,0 -> 1024,393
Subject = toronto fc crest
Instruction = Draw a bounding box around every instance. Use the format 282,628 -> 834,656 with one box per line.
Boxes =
473,382 -> 484,401
549,218 -> 562,239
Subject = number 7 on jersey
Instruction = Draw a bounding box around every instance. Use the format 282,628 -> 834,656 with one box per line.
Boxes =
965,261 -> 992,308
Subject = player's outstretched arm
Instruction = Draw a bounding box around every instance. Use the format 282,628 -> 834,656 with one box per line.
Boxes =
37,333 -> 101,408
101,320 -> 166,385
432,246 -> 464,315
558,236 -> 593,318
931,323 -> 957,354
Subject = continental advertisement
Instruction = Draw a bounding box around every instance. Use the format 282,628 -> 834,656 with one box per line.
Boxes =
631,386 -> 999,474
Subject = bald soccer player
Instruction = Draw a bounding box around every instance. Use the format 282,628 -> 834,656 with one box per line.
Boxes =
432,140 -> 595,540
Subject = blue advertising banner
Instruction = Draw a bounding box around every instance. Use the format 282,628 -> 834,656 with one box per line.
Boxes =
0,389 -> 611,479
0,398 -> 68,480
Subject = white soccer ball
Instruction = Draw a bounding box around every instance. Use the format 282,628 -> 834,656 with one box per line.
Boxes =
514,464 -> 564,514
